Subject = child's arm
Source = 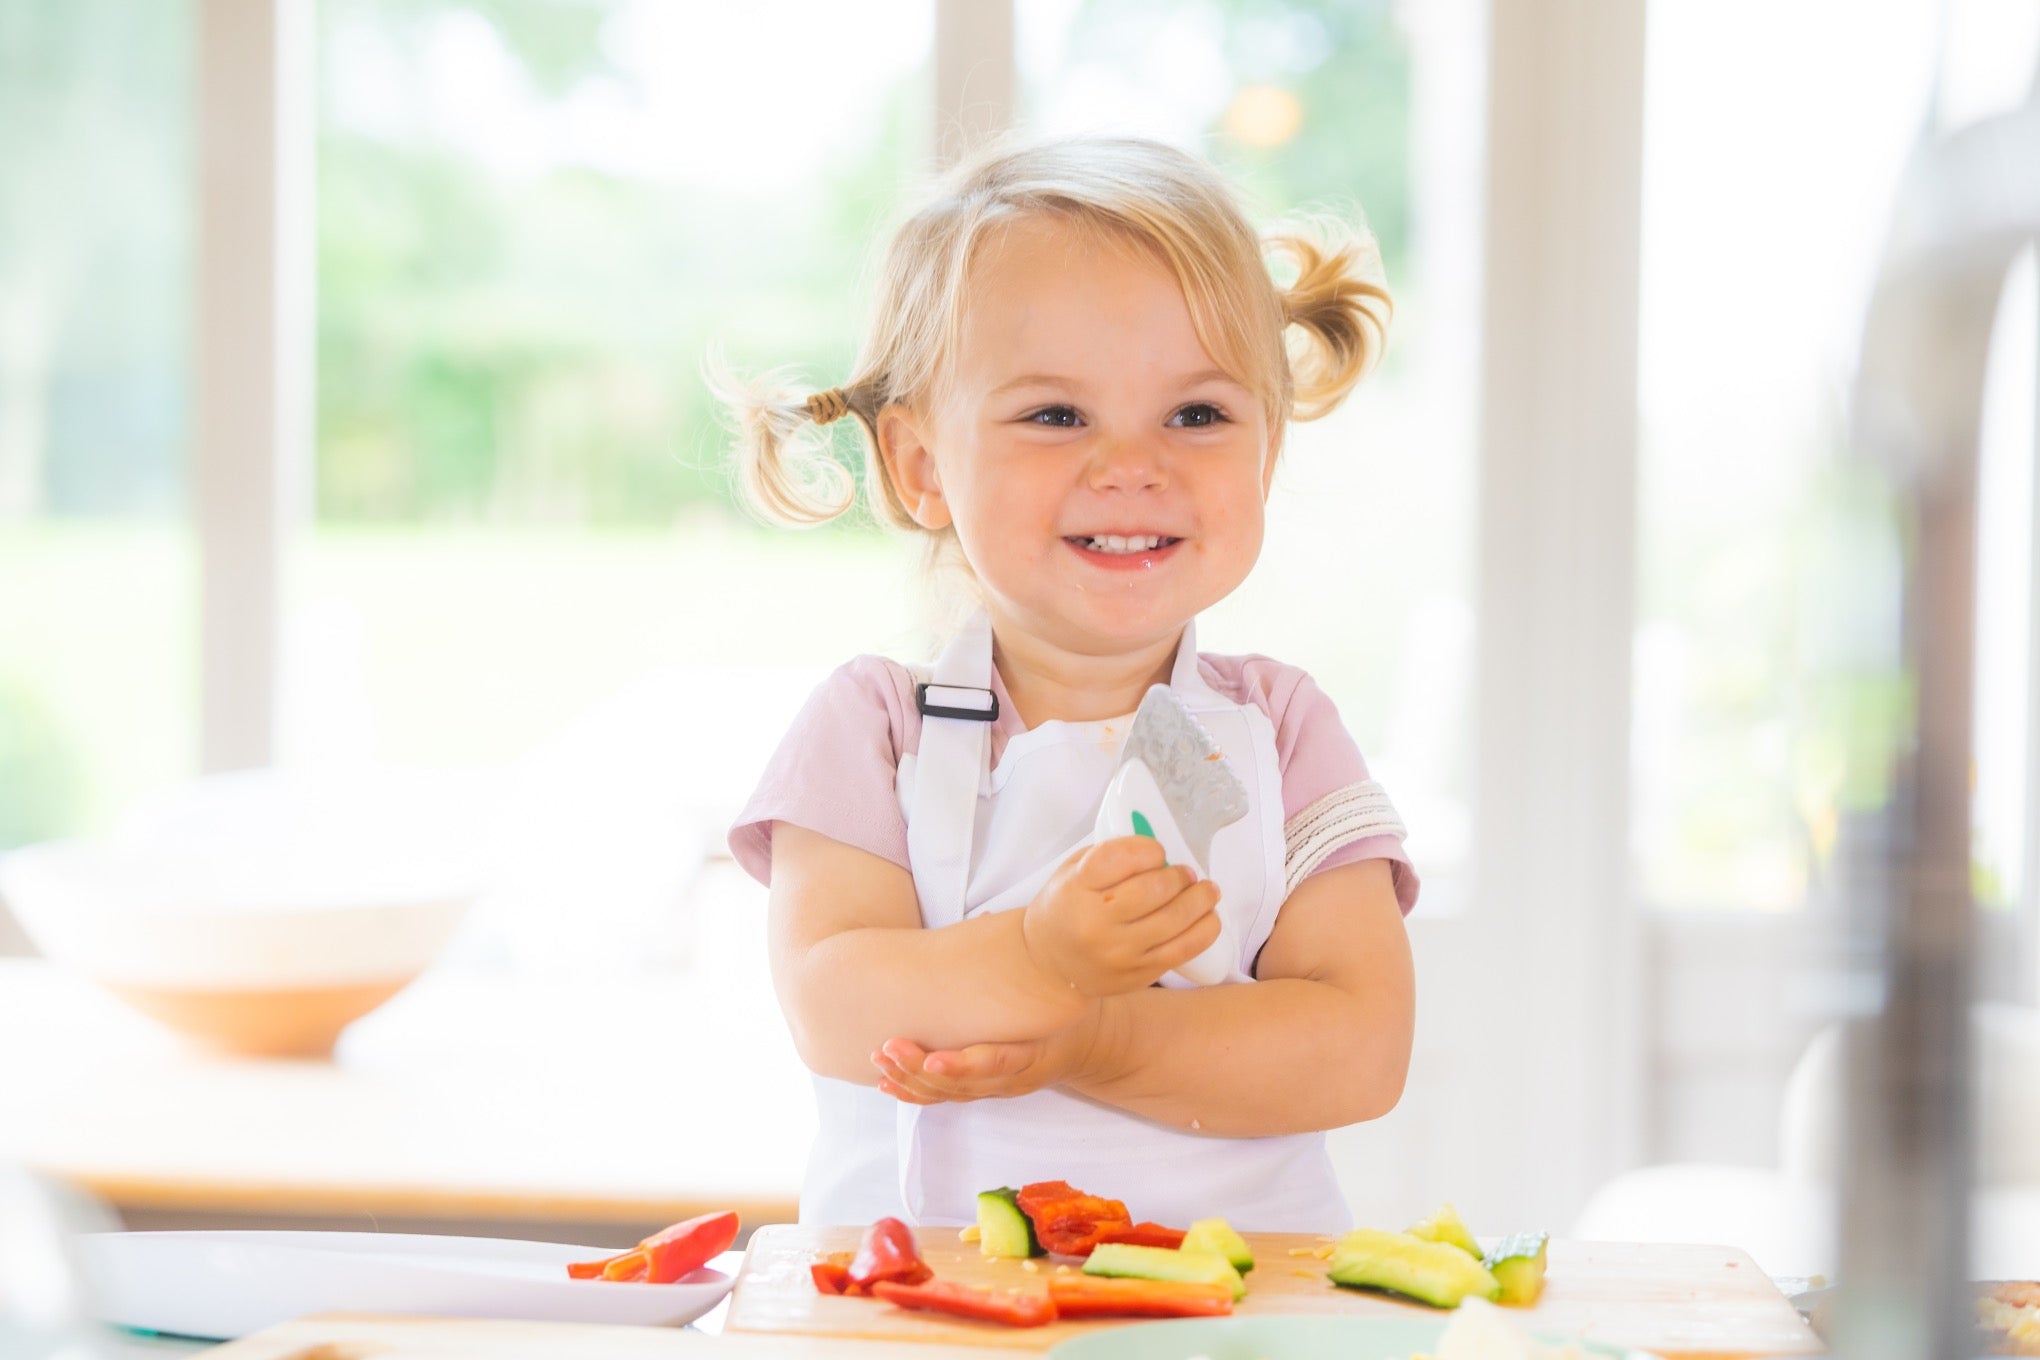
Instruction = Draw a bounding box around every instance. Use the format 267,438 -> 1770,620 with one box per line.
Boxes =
768,822 -> 1222,1086
873,858 -> 1414,1136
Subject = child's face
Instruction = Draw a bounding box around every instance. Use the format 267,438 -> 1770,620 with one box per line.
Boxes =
883,217 -> 1278,658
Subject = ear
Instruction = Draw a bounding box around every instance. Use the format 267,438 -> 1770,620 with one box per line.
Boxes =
877,405 -> 953,531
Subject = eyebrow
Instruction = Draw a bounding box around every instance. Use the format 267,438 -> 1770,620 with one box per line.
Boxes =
986,368 -> 1244,398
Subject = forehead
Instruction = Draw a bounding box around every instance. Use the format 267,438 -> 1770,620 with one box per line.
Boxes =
950,216 -> 1216,384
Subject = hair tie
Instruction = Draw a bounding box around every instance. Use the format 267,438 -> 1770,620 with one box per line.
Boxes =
804,388 -> 851,425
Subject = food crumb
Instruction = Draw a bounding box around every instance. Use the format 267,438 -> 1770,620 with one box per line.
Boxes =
1021,1259 -> 1040,1272
958,1225 -> 981,1243
1292,1267 -> 1320,1279
1190,1118 -> 1202,1130
1287,1247 -> 1319,1257
1055,1264 -> 1074,1274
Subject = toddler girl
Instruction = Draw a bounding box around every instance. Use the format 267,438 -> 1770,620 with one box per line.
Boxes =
723,135 -> 1417,1233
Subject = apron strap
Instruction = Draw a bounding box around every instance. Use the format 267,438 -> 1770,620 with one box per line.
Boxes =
904,609 -> 994,929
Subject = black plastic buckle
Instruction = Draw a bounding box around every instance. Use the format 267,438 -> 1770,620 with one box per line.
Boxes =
916,682 -> 1000,722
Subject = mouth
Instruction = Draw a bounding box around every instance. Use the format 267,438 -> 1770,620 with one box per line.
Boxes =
1065,534 -> 1183,555
1063,533 -> 1185,571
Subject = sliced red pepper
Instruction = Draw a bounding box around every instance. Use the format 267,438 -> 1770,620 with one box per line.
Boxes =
871,1279 -> 1058,1328
1015,1181 -> 1133,1258
1047,1274 -> 1233,1318
810,1261 -> 853,1295
1095,1221 -> 1188,1250
600,1250 -> 650,1282
847,1216 -> 934,1290
565,1208 -> 740,1284
638,1210 -> 740,1284
566,1250 -> 633,1281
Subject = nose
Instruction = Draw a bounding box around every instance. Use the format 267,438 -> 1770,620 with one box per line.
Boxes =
1086,433 -> 1168,494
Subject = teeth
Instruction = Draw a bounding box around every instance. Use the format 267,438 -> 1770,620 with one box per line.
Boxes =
1082,535 -> 1167,554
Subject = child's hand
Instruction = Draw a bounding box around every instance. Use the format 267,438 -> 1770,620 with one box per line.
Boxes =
872,1028 -> 1093,1105
1020,836 -> 1222,996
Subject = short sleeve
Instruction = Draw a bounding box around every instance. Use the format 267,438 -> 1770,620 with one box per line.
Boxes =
726,656 -> 917,886
1251,662 -> 1420,915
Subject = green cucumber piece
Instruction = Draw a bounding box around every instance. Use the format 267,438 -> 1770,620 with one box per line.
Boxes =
1327,1228 -> 1501,1309
1082,1243 -> 1247,1301
1180,1217 -> 1254,1273
974,1187 -> 1043,1259
1405,1203 -> 1483,1259
1481,1231 -> 1549,1305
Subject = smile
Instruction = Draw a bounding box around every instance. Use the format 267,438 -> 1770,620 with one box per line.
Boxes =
1067,535 -> 1182,554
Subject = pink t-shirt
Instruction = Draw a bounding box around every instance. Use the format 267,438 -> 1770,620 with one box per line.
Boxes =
729,651 -> 1419,916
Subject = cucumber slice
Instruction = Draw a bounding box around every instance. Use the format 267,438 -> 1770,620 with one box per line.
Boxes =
1180,1217 -> 1254,1273
1481,1231 -> 1548,1305
1328,1228 -> 1501,1309
1406,1202 -> 1482,1259
974,1187 -> 1043,1259
1083,1243 -> 1247,1301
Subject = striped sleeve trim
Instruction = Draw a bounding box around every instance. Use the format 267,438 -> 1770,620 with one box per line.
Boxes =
1283,780 -> 1407,897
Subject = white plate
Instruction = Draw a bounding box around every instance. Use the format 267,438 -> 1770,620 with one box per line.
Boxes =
78,1230 -> 736,1341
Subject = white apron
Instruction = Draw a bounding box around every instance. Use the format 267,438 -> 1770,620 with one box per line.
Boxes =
798,612 -> 1351,1232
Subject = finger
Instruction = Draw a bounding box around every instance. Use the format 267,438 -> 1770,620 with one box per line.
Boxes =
930,1042 -> 1027,1084
877,1075 -> 939,1105
1076,835 -> 1169,889
1144,895 -> 1226,971
1092,864 -> 1202,928
1113,864 -> 1204,919
874,1050 -> 954,1102
1123,876 -> 1219,949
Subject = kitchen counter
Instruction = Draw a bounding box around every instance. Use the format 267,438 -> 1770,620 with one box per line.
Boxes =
0,946 -> 808,1243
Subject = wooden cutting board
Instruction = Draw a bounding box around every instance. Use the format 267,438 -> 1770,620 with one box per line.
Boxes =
726,1227 -> 1824,1358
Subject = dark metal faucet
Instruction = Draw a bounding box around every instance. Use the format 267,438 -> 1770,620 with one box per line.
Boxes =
1834,81 -> 2040,1360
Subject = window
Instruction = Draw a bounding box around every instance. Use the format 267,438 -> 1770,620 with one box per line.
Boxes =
0,2 -> 197,852
1631,0 -> 2040,912
296,0 -> 936,764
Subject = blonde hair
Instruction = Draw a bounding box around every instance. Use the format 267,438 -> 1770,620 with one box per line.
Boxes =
712,134 -> 1393,533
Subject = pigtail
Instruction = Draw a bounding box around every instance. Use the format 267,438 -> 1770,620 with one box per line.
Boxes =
704,350 -> 869,527
1265,219 -> 1394,422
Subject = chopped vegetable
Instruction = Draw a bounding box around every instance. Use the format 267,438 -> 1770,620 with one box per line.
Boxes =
976,1187 -> 1044,1259
1482,1232 -> 1550,1306
1048,1274 -> 1234,1318
848,1216 -> 934,1291
870,1278 -> 1057,1328
1095,1221 -> 1188,1250
1015,1180 -> 1132,1257
564,1209 -> 739,1284
1181,1217 -> 1254,1272
1407,1203 -> 1483,1259
810,1261 -> 852,1295
1328,1227 -> 1501,1308
1082,1243 -> 1246,1301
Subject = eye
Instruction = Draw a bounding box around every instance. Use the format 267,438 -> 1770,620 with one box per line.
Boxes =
1024,405 -> 1083,428
1170,402 -> 1229,428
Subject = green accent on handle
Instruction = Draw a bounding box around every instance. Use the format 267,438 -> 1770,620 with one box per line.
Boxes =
1130,809 -> 1156,840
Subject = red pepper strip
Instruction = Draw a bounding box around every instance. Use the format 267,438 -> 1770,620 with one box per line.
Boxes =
871,1279 -> 1058,1328
1015,1182 -> 1132,1258
848,1217 -> 933,1290
600,1251 -> 650,1282
1094,1221 -> 1188,1250
638,1210 -> 741,1284
1047,1275 -> 1233,1318
811,1261 -> 853,1295
566,1251 -> 632,1281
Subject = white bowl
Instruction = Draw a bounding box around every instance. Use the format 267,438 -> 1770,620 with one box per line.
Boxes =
0,770 -> 486,1058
